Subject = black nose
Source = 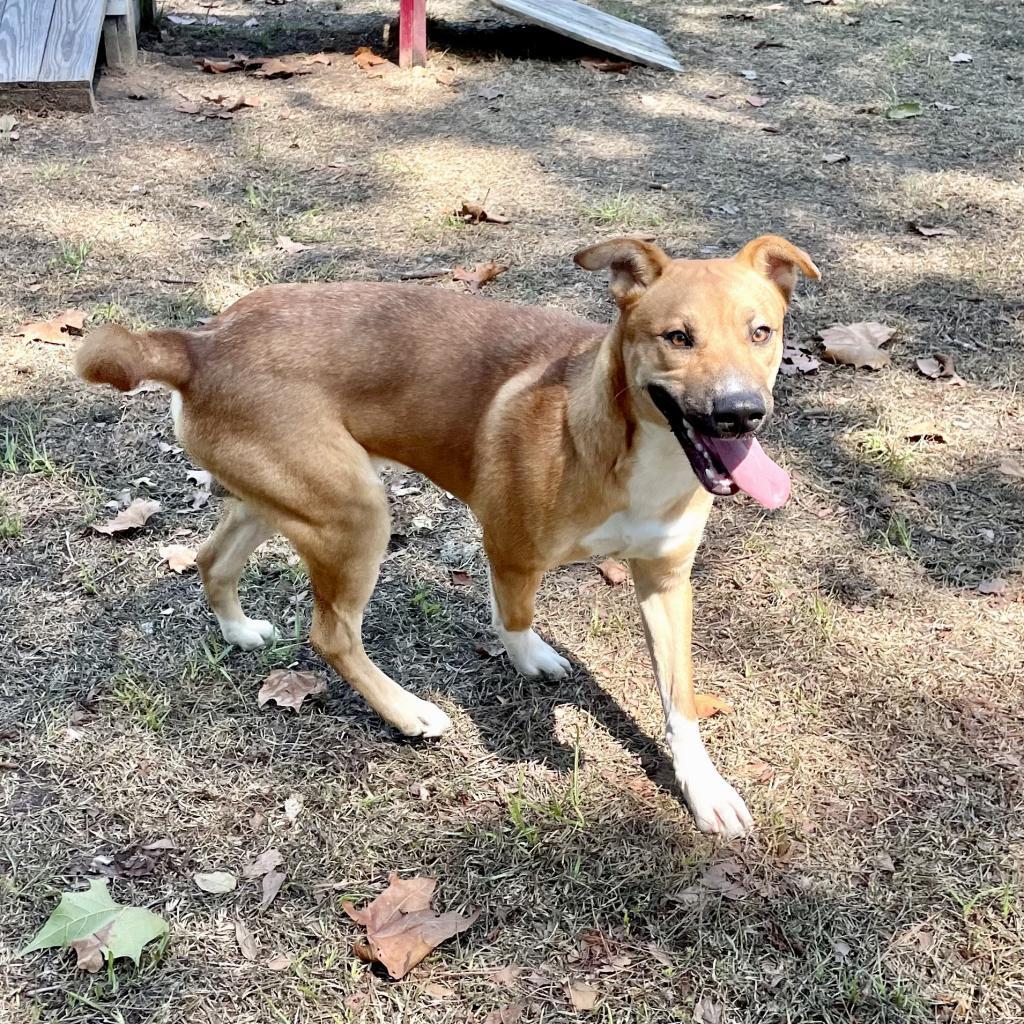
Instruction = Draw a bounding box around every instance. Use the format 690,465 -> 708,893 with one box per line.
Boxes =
711,392 -> 767,436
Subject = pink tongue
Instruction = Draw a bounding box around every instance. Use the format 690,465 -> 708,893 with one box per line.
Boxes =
703,435 -> 791,509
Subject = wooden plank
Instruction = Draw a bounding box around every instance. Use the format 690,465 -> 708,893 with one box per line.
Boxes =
0,0 -> 58,84
489,0 -> 682,71
398,0 -> 426,68
39,0 -> 106,86
0,81 -> 94,111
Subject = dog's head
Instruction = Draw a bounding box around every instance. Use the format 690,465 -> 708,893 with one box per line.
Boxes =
574,234 -> 820,509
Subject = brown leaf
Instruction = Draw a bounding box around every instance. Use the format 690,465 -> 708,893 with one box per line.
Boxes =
746,95 -> 769,107
997,457 -> 1024,479
353,46 -> 387,70
597,558 -> 629,586
94,498 -> 161,535
456,199 -> 511,225
490,964 -> 524,987
581,57 -> 633,73
819,322 -> 895,370
739,759 -> 775,784
483,1003 -> 525,1024
694,693 -> 735,719
567,979 -> 599,1011
17,309 -> 87,345
916,352 -> 964,385
258,670 -> 327,712
266,953 -> 292,971
71,923 -> 113,973
260,869 -> 287,910
977,578 -> 1008,596
451,570 -> 474,587
275,235 -> 313,254
694,995 -> 726,1024
306,52 -> 333,65
452,261 -> 508,292
250,57 -> 311,79
342,873 -> 480,979
235,920 -> 259,961
909,221 -> 958,238
284,793 -> 304,822
422,981 -> 456,1000
197,57 -> 245,73
194,870 -> 238,893
243,848 -> 284,878
902,420 -> 946,443
159,543 -> 197,573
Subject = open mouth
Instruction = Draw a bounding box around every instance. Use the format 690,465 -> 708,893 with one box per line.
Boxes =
647,384 -> 791,510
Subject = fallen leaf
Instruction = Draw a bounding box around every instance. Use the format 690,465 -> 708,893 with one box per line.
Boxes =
477,84 -> 504,100
819,322 -> 895,370
17,309 -> 87,345
343,873 -> 480,979
94,498 -> 161,535
909,221 -> 957,238
249,56 -> 312,79
901,420 -> 946,443
260,869 -> 287,910
597,558 -> 629,585
451,570 -> 473,587
243,16 -> 259,26
266,953 -> 292,970
977,578 -> 1008,596
780,343 -> 819,376
175,99 -> 203,114
915,352 -> 964,384
832,938 -> 852,961
997,457 -> 1024,479
275,235 -> 313,254
581,57 -> 633,73
483,1003 -> 525,1024
867,853 -> 895,873
258,670 -> 327,712
284,793 -> 304,822
235,920 -> 259,960
491,964 -> 524,987
568,979 -> 599,1011
821,152 -> 849,164
895,923 -> 935,951
168,13 -> 198,23
694,693 -> 735,719
194,870 -> 238,893
887,101 -> 922,120
243,848 -> 284,878
740,759 -> 775,784
746,95 -> 769,107
457,199 -> 511,225
21,880 -> 166,971
452,261 -> 508,292
159,544 -> 197,573
306,52 -> 333,65
422,981 -> 456,1000
948,52 -> 972,63
353,46 -> 387,70
196,57 -> 245,73
0,113 -> 20,139
693,995 -> 726,1024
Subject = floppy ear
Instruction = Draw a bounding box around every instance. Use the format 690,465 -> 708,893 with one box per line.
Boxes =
573,237 -> 672,308
735,235 -> 821,302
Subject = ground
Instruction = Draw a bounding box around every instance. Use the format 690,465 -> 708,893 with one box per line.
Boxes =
1,0 -> 1022,1021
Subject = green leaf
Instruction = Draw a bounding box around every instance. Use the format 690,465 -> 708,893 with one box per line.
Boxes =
886,101 -> 922,120
21,879 -> 167,968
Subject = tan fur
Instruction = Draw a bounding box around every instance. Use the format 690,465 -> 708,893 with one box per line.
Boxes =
76,235 -> 819,834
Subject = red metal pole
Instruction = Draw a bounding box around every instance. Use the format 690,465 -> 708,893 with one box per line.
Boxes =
398,0 -> 427,68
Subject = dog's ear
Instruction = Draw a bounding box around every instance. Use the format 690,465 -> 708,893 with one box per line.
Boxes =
735,235 -> 821,301
574,237 -> 671,307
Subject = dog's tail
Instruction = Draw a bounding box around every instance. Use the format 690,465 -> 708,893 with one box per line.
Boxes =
75,324 -> 194,392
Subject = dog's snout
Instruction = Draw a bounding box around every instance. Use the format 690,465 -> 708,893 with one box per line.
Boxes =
711,392 -> 767,436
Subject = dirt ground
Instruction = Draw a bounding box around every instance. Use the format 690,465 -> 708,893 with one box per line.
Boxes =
1,0 -> 1022,1021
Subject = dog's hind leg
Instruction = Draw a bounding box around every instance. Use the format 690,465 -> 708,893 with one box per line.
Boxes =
277,445 -> 452,738
197,498 -> 277,650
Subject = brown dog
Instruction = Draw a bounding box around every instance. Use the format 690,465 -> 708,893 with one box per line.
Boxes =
77,235 -> 819,837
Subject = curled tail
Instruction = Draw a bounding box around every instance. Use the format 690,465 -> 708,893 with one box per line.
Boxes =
75,324 -> 194,392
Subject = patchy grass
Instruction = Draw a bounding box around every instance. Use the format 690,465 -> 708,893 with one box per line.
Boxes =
1,0 -> 1022,1022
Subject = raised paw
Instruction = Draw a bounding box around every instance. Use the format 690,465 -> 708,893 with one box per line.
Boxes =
499,628 -> 571,679
218,615 -> 277,651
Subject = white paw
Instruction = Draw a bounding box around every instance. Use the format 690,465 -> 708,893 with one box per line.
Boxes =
682,771 -> 753,839
390,695 -> 453,738
667,712 -> 753,839
218,615 -> 277,651
499,628 -> 571,678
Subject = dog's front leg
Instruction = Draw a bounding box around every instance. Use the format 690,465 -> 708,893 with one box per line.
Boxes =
630,556 -> 753,838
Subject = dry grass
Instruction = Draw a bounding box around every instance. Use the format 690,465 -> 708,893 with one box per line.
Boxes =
1,0 -> 1022,1021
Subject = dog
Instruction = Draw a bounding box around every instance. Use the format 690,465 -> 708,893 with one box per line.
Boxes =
76,235 -> 819,838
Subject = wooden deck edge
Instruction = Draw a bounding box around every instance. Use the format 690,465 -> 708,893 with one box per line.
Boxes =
0,81 -> 95,113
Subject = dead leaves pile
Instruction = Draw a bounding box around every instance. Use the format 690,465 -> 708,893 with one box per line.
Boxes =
196,52 -> 328,79
17,309 -> 87,346
343,874 -> 479,979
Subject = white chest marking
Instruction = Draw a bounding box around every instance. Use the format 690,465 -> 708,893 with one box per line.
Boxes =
581,422 -> 705,560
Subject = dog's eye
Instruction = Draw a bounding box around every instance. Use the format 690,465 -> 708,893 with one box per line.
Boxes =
662,329 -> 693,349
751,325 -> 773,344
